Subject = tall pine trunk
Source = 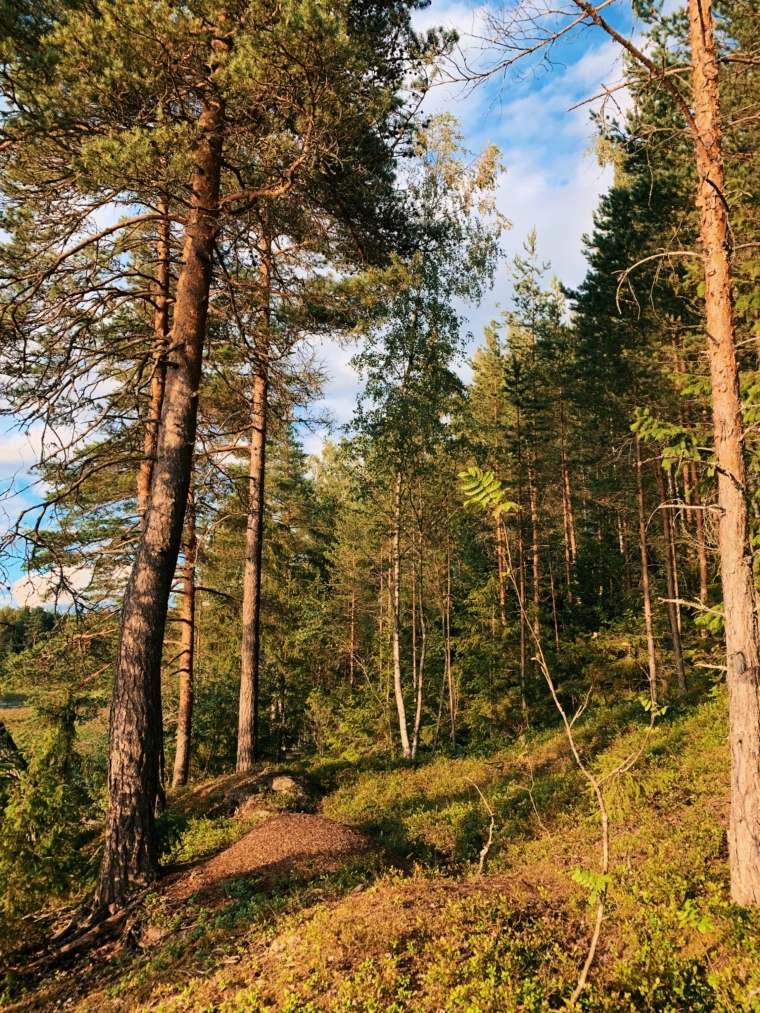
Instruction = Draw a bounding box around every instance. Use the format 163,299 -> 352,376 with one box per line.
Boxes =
529,456 -> 540,608
635,433 -> 658,706
137,207 -> 171,525
559,393 -> 576,600
172,487 -> 196,787
391,470 -> 412,758
349,588 -> 356,687
516,408 -> 527,709
689,0 -> 760,905
518,518 -> 527,711
654,454 -> 686,695
691,460 -> 710,605
411,538 -> 426,759
95,95 -> 224,908
445,543 -> 455,745
237,236 -> 271,770
496,515 -> 509,625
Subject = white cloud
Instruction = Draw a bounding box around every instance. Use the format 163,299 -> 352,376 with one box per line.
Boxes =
0,429 -> 44,472
13,567 -> 93,608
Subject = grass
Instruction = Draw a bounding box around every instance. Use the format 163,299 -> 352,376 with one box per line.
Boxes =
3,683 -> 760,1012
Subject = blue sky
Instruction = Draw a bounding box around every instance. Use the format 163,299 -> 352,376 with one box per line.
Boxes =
0,0 -> 636,604
305,0 -> 631,447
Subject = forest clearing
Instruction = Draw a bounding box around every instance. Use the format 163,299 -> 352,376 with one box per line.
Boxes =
1,0 -> 760,1009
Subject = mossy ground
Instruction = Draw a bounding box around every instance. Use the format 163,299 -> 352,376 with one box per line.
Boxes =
3,685 -> 760,1012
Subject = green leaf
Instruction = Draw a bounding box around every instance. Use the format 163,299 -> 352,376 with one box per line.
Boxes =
570,867 -> 611,905
676,898 -> 715,934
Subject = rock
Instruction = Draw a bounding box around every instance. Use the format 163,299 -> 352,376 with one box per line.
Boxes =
206,775 -> 269,817
235,798 -> 274,820
270,775 -> 307,796
208,772 -> 322,817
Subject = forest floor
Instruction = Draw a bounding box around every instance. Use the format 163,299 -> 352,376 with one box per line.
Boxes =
3,684 -> 760,1012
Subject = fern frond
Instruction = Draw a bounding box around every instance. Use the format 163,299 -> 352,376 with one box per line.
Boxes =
459,467 -> 518,518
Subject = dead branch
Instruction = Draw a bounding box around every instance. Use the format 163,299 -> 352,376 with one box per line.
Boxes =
465,777 -> 495,875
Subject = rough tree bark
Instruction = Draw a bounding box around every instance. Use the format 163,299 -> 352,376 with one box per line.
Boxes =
237,235 -> 272,770
688,0 -> 760,905
172,487 -> 196,787
95,94 -> 224,908
572,0 -> 760,908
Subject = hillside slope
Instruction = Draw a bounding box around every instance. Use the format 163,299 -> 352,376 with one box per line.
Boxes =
3,688 -> 760,1012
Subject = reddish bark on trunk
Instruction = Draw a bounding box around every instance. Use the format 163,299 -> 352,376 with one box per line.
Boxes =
95,95 -> 223,908
172,488 -> 196,787
237,237 -> 272,770
688,0 -> 760,905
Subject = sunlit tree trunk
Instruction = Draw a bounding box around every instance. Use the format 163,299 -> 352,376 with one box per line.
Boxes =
688,0 -> 760,904
518,519 -> 527,711
391,470 -> 411,758
635,433 -> 658,706
445,542 -> 455,745
529,453 -> 540,608
516,407 -> 527,709
495,516 -> 509,626
349,588 -> 356,687
559,394 -> 578,579
237,235 -> 271,770
137,205 -> 171,526
654,454 -> 686,695
411,537 -> 426,759
172,486 -> 196,787
96,95 -> 224,908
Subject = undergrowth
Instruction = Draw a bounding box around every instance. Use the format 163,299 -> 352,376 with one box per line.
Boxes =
3,686 -> 760,1012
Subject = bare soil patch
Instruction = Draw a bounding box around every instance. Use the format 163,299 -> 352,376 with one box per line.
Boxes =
163,812 -> 378,906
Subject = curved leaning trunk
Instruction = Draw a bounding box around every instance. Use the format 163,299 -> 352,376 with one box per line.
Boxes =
95,96 -> 224,909
688,0 -> 760,906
